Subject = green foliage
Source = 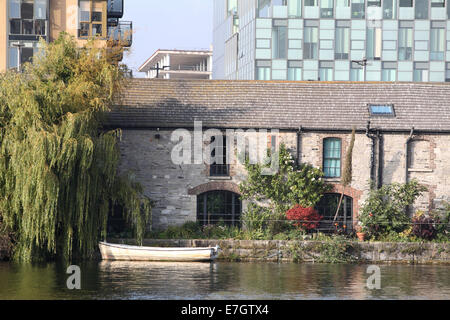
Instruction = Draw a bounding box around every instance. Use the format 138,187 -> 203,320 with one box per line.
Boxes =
239,143 -> 331,214
315,235 -> 358,263
0,34 -> 152,262
432,201 -> 450,236
359,180 -> 427,238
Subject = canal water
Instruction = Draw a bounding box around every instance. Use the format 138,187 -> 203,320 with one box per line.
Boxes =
0,261 -> 449,300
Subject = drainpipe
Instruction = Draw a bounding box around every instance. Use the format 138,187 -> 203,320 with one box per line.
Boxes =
297,125 -> 303,165
366,121 -> 377,189
377,129 -> 383,189
405,127 -> 415,216
405,127 -> 415,184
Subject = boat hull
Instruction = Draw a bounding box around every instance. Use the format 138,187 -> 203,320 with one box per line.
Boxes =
99,242 -> 219,262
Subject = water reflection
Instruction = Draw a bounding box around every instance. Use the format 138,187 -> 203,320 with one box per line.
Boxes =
0,261 -> 449,300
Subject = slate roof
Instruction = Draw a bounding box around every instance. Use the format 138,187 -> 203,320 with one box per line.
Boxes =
108,79 -> 450,132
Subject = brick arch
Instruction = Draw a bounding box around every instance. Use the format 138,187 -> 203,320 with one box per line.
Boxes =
188,181 -> 242,196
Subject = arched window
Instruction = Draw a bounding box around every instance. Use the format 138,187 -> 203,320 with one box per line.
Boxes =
197,191 -> 242,227
315,193 -> 353,232
323,138 -> 342,178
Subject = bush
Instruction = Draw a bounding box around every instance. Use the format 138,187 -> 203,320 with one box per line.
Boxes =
242,204 -> 291,237
359,180 -> 427,238
432,202 -> 450,236
412,213 -> 438,241
286,205 -> 323,232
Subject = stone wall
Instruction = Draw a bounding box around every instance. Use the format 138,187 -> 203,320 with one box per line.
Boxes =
118,128 -> 450,230
112,239 -> 450,264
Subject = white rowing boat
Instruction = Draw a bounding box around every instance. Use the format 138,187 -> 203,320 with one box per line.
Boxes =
98,242 -> 220,262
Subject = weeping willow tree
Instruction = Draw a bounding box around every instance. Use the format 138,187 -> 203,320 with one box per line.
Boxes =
0,33 -> 152,262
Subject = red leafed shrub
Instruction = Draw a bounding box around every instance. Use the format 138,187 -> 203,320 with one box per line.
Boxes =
286,205 -> 323,231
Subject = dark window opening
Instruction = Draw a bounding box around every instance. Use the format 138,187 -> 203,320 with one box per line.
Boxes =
399,0 -> 413,6
210,135 -> 229,177
21,47 -> 33,65
316,193 -> 353,232
197,191 -> 242,227
10,19 -> 21,34
21,3 -> 34,19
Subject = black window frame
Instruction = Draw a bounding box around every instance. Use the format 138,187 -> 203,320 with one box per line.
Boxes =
209,135 -> 230,177
197,191 -> 242,227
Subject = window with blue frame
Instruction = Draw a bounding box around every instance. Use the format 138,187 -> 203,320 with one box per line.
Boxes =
323,138 -> 341,178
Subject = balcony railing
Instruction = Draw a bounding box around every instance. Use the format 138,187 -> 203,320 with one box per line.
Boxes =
108,21 -> 132,47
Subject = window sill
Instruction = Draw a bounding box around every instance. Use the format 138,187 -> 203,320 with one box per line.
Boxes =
324,178 -> 341,183
408,168 -> 433,173
208,176 -> 232,180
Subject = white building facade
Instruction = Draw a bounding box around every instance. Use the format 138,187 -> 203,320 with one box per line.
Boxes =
139,49 -> 213,79
213,0 -> 450,82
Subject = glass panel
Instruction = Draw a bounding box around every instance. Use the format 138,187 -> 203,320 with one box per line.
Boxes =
35,19 -> 46,35
319,68 -> 333,80
430,28 -> 445,61
370,105 -> 394,114
415,0 -> 429,19
8,46 -> 18,69
34,0 -> 47,19
227,0 -> 238,15
21,2 -> 33,20
21,47 -> 34,65
92,11 -> 102,22
368,0 -> 381,6
335,27 -> 349,59
336,0 -> 350,6
79,23 -> 90,37
22,19 -> 34,34
350,68 -> 363,80
258,0 -> 271,17
257,67 -> 271,80
383,0 -> 397,19
288,0 -> 302,17
288,67 -> 302,80
304,0 -> 318,6
382,69 -> 396,81
366,28 -> 381,59
321,0 -> 334,17
399,0 -> 413,6
80,0 -> 91,21
431,0 -> 445,7
92,24 -> 103,36
10,19 -> 21,34
351,0 -> 365,18
272,26 -> 287,59
398,27 -> 413,60
9,0 -> 21,19
304,27 -> 318,59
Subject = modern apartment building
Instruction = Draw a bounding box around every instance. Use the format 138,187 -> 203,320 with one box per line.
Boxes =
139,49 -> 213,79
0,0 -> 132,72
213,0 -> 450,82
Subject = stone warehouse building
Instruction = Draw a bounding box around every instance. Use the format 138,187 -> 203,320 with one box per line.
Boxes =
108,79 -> 450,230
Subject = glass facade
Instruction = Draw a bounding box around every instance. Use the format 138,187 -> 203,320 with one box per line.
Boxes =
213,0 -> 450,82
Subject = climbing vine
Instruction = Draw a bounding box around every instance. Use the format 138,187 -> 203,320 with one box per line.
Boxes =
240,143 -> 331,214
0,34 -> 152,262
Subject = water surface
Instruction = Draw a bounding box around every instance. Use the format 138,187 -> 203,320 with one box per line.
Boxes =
0,261 -> 449,300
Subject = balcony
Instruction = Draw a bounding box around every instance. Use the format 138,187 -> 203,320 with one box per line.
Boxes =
107,0 -> 124,19
108,21 -> 132,47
